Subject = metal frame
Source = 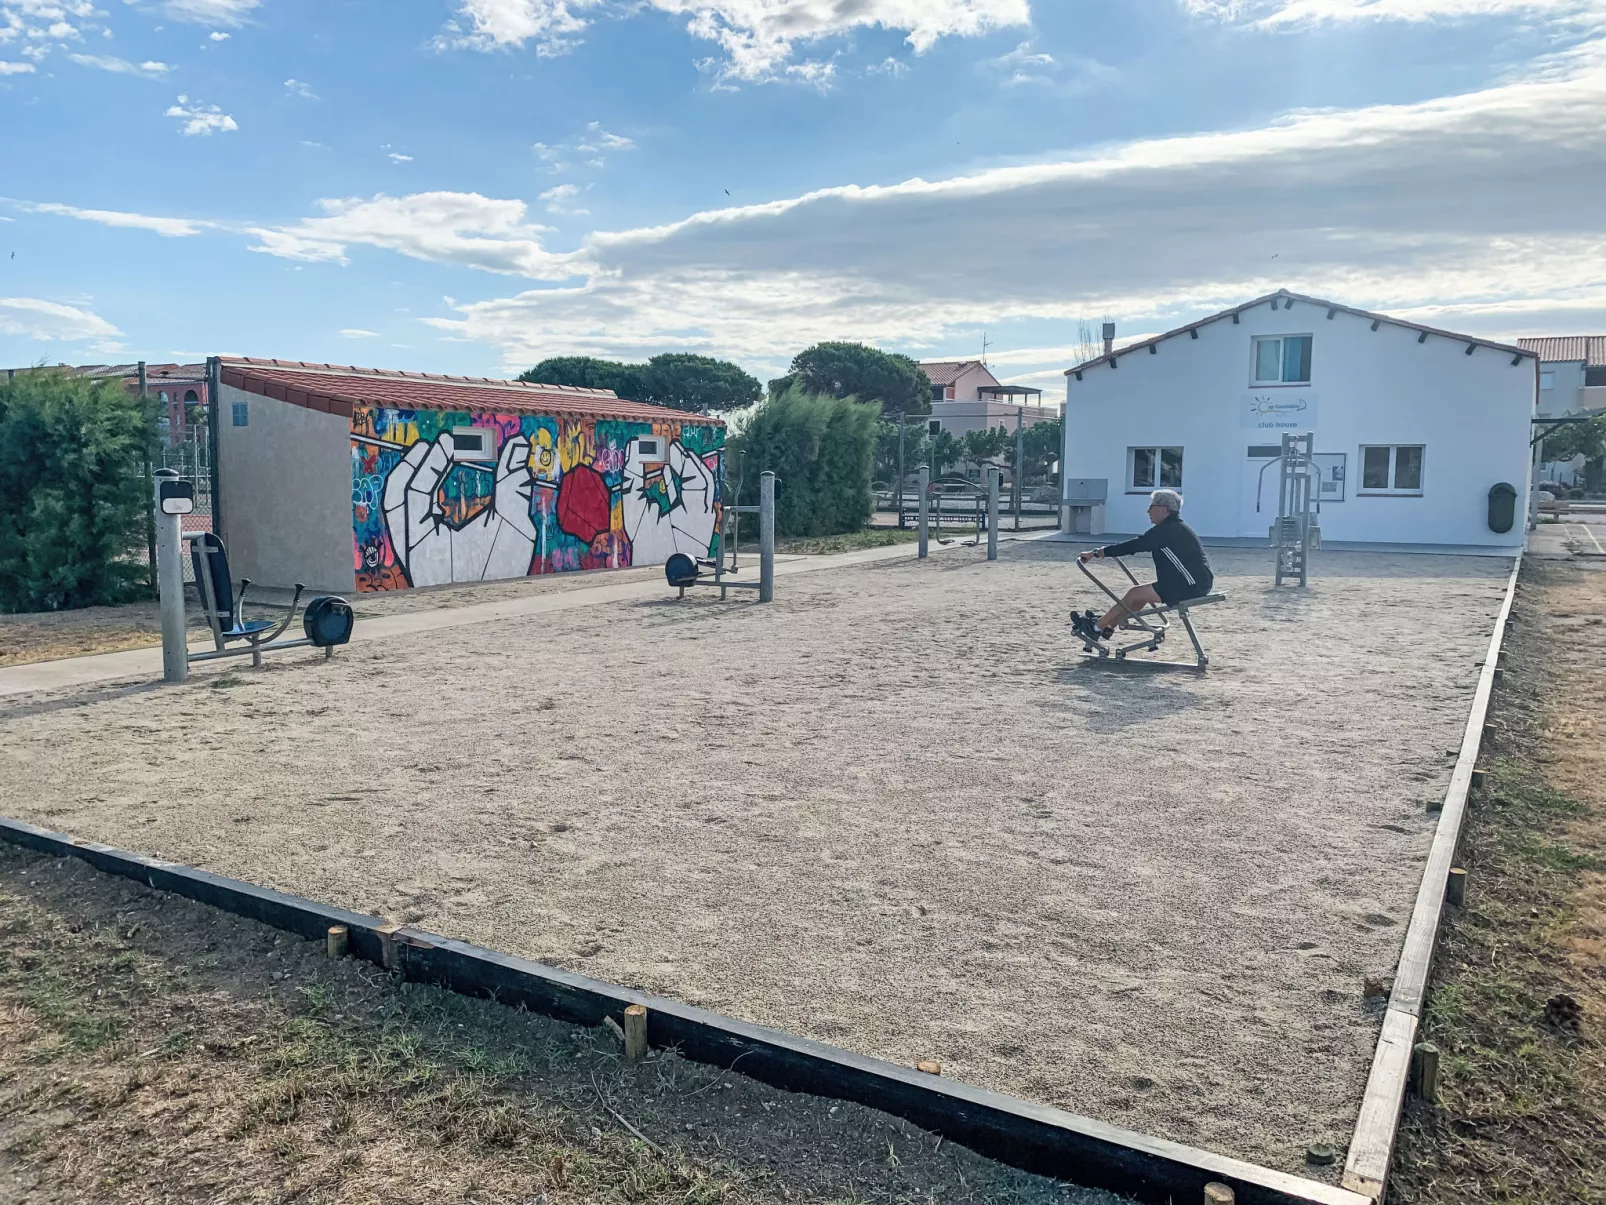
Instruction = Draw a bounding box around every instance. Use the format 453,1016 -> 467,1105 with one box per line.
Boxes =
671,470 -> 775,603
1074,555 -> 1226,670
1272,431 -> 1317,587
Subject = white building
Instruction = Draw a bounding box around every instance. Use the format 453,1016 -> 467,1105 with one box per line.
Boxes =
1059,290 -> 1536,551
919,359 -> 1057,438
1518,335 -> 1605,485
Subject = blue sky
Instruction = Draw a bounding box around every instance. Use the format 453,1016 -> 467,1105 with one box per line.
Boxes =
3,0 -> 1605,395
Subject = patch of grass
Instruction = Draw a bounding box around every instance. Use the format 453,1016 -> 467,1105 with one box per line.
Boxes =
1390,574 -> 1606,1205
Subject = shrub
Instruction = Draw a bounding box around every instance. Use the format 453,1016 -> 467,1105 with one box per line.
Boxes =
727,386 -> 878,536
0,369 -> 157,612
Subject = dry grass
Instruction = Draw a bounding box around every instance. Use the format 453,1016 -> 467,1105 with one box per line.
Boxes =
1389,560 -> 1606,1204
0,844 -> 1119,1205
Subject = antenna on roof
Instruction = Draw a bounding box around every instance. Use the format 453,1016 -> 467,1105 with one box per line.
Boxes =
981,330 -> 991,366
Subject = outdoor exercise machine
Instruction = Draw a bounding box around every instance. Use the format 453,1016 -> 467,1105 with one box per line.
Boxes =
915,466 -> 1003,561
1074,554 -> 1227,670
665,470 -> 776,602
154,469 -> 354,684
1255,430 -> 1319,587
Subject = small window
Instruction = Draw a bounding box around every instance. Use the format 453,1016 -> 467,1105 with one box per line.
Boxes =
1247,445 -> 1281,458
928,420 -> 942,436
1360,445 -> 1424,495
449,426 -> 496,461
930,384 -> 945,402
1587,368 -> 1606,387
231,400 -> 248,427
1251,335 -> 1313,385
1539,371 -> 1555,391
1129,446 -> 1182,491
635,436 -> 663,458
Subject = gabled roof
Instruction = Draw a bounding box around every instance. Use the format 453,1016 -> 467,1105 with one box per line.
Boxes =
1065,290 -> 1537,376
218,358 -> 723,425
1518,336 -> 1606,368
919,359 -> 997,387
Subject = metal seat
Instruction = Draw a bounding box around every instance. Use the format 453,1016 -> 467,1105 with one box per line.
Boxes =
188,532 -> 303,666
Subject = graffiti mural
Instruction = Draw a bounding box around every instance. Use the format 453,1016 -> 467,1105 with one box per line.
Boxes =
351,405 -> 725,592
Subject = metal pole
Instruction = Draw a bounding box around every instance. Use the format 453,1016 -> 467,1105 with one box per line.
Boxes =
154,469 -> 188,683
1528,433 -> 1543,531
206,356 -> 223,545
759,471 -> 775,603
917,465 -> 930,559
897,411 -> 906,529
1014,407 -> 1024,532
987,468 -> 999,561
139,362 -> 156,594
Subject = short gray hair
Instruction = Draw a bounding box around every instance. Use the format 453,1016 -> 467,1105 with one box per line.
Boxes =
1149,488 -> 1183,514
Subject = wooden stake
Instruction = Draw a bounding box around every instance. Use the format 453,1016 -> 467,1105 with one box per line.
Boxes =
1492,667 -> 1504,683
1446,867 -> 1467,907
326,925 -> 348,959
1471,769 -> 1487,791
376,922 -> 403,971
623,1004 -> 648,1064
1411,1042 -> 1440,1103
1204,1183 -> 1235,1205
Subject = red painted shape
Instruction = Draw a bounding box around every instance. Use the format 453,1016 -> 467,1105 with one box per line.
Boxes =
555,463 -> 612,545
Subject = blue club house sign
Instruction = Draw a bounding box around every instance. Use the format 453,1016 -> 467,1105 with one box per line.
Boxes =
1242,392 -> 1317,430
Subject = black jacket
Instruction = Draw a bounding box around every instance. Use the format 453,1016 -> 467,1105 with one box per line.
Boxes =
1102,513 -> 1213,603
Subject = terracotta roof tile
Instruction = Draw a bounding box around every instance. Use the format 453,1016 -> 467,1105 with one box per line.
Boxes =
1518,336 -> 1606,367
919,360 -> 988,387
218,357 -> 724,425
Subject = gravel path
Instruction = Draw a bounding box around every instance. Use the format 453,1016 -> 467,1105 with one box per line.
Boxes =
0,542 -> 1511,1176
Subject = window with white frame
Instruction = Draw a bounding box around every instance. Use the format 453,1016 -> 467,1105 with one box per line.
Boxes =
1251,334 -> 1313,385
1539,371 -> 1555,391
1360,445 -> 1424,495
1128,446 -> 1183,491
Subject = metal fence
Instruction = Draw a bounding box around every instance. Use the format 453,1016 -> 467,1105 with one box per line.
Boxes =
140,421 -> 213,585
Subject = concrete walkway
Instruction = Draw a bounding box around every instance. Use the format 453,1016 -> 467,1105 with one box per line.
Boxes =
0,535 -> 1045,698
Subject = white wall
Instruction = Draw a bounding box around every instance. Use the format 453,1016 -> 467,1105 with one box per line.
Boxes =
215,384 -> 357,592
1062,297 -> 1534,548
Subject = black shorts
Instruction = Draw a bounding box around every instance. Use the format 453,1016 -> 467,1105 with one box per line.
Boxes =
1157,577 -> 1212,607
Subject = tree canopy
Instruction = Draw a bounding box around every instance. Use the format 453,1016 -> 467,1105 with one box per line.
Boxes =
777,343 -> 932,417
520,353 -> 760,414
1542,412 -> 1606,492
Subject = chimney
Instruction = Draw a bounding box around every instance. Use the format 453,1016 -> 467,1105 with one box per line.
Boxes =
1102,322 -> 1116,358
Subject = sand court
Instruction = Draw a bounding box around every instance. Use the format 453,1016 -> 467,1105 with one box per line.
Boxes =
0,542 -> 1513,1178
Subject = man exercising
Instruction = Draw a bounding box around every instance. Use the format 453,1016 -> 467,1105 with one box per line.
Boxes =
1072,488 -> 1213,642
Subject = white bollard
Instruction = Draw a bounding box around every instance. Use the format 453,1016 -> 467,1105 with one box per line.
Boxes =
153,469 -> 189,683
759,471 -> 776,603
917,465 -> 930,559
987,468 -> 1000,561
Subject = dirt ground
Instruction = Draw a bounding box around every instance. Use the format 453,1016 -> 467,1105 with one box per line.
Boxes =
1390,558 -> 1606,1204
0,843 -> 1114,1205
0,542 -> 1513,1176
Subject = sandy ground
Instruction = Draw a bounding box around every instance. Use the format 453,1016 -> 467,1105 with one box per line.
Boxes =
0,542 -> 1512,1176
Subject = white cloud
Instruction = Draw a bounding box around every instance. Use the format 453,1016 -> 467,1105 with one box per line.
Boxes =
419,39 -> 1606,367
438,0 -> 1029,80
68,53 -> 173,76
1180,0 -> 1606,26
247,192 -> 586,280
165,94 -> 237,135
0,296 -> 121,343
651,0 -> 1031,81
339,328 -> 378,338
0,60 -> 34,73
531,121 -> 637,172
539,182 -> 588,214
1,0 -> 98,58
436,0 -> 599,53
209,30 -> 229,40
24,201 -> 208,236
162,0 -> 260,24
283,77 -> 316,98
388,152 -> 413,163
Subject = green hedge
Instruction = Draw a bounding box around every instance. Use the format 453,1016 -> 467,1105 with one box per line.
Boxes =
0,370 -> 156,612
727,386 -> 878,536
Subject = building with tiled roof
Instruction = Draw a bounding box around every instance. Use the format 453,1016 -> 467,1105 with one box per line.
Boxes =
917,358 -> 1054,442
213,358 -> 727,594
1518,336 -> 1606,420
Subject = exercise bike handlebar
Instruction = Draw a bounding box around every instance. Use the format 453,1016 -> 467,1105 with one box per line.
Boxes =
1078,550 -> 1141,598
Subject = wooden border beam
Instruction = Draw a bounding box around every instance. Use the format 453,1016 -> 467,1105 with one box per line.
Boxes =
0,815 -> 1365,1205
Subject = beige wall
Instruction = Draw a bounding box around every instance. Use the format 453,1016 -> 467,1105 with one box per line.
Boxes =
215,383 -> 356,593
928,399 -> 1059,438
